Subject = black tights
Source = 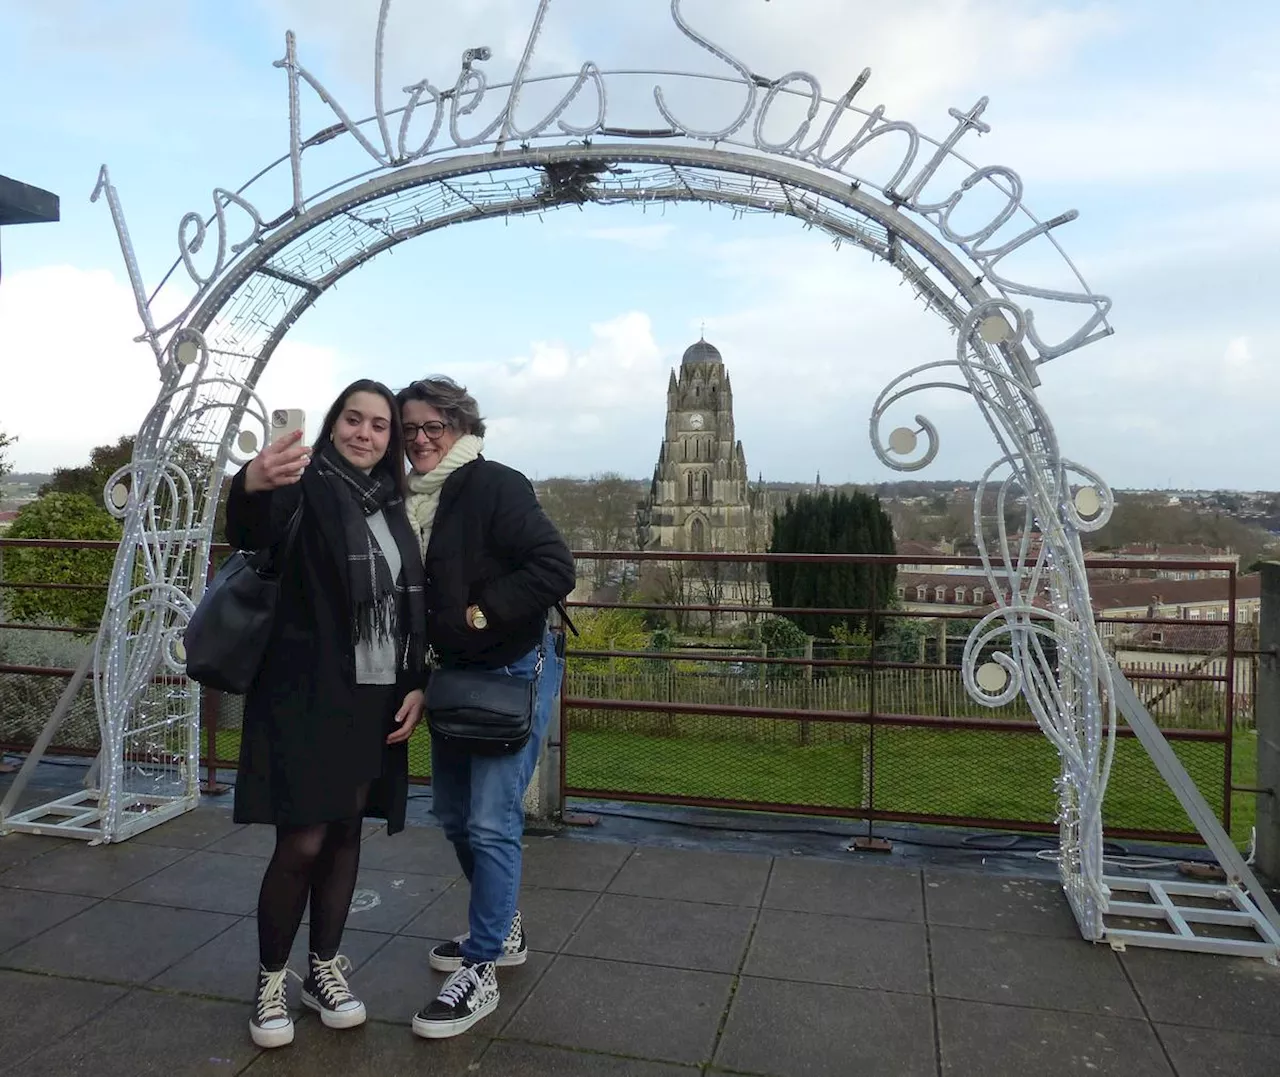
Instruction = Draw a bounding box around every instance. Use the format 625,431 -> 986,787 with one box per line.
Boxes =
257,786 -> 369,970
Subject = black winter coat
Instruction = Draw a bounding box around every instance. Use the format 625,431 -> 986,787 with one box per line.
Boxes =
423,457 -> 575,669
225,466 -> 414,833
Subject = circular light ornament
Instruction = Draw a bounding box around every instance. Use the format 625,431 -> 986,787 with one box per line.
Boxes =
976,662 -> 1009,693
978,314 -> 1014,344
888,427 -> 918,456
1074,487 -> 1102,518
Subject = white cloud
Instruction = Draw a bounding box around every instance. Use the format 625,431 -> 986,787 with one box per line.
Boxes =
0,266 -> 159,473
442,310 -> 668,475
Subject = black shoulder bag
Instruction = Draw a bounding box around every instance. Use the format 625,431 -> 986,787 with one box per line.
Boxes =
184,499 -> 303,695
424,641 -> 545,755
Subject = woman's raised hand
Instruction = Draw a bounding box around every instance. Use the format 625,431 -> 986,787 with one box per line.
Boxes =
244,429 -> 311,493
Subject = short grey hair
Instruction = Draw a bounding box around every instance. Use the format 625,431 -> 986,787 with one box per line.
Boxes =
396,376 -> 486,436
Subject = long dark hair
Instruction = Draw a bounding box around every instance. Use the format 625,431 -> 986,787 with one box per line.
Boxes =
315,379 -> 407,495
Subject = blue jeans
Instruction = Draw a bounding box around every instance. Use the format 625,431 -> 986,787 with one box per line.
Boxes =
429,629 -> 563,963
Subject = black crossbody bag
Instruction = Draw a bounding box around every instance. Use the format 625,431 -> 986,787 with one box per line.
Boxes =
424,641 -> 545,755
184,499 -> 303,695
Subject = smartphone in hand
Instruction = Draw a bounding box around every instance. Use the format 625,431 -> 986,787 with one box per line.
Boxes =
270,408 -> 307,447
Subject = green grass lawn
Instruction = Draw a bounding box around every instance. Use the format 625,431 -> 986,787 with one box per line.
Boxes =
213,724 -> 1260,846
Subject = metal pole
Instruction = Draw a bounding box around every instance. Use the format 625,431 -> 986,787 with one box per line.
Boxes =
1255,563 -> 1280,885
0,644 -> 94,825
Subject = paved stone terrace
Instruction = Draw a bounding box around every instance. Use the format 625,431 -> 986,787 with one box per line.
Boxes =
2,802 -> 1279,1076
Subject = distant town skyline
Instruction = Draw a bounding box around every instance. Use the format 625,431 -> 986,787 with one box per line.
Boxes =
1,1 -> 1276,489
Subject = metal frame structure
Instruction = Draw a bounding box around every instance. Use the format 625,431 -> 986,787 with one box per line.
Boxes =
4,0 -> 1270,960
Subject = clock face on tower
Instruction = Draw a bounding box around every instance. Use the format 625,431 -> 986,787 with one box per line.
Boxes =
688,413 -> 705,430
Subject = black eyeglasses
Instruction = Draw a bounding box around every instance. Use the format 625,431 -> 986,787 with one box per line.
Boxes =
404,420 -> 450,441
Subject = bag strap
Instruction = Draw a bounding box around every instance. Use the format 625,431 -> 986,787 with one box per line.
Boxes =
555,601 -> 579,637
268,498 -> 304,571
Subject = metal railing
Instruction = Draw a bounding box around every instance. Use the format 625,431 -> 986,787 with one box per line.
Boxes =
0,540 -> 1257,842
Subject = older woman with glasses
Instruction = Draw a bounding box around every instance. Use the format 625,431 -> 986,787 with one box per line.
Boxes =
395,376 -> 574,1040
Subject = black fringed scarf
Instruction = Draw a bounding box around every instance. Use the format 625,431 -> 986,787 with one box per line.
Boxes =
313,441 -> 426,673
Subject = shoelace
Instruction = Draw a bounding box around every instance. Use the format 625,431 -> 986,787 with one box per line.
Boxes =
436,965 -> 484,1007
256,966 -> 297,1023
310,954 -> 356,1006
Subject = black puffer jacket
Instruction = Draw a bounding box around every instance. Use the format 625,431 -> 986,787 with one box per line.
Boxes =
422,456 -> 575,669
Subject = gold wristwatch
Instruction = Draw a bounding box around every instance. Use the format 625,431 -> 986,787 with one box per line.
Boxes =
469,605 -> 488,630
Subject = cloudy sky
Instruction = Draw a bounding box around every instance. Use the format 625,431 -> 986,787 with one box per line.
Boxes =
1,0 -> 1276,490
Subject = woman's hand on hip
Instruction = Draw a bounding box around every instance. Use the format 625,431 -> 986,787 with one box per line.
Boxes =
387,688 -> 424,745
244,430 -> 311,493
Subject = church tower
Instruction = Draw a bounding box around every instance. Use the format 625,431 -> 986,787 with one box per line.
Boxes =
637,337 -> 760,552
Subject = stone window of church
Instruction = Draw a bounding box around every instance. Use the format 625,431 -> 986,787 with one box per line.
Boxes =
701,472 -> 710,502
691,517 -> 706,552
687,472 -> 694,499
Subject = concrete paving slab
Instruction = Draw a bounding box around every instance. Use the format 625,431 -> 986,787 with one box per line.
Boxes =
519,835 -> 634,891
1120,948 -> 1280,1035
714,974 -> 936,1077
924,868 -> 1079,938
114,849 -> 266,915
744,907 -> 930,995
0,839 -> 189,898
343,931 -> 550,1028
340,867 -> 452,934
357,823 -> 461,877
606,845 -> 771,907
400,879 -> 598,953
475,1041 -> 697,1076
130,806 -> 244,850
931,925 -> 1143,1018
0,969 -> 128,1074
207,823 -> 278,859
0,831 -> 70,874
936,997 -> 1173,1077
152,915 -> 392,1002
564,893 -> 756,974
764,856 -> 924,922
240,1016 -> 484,1076
1155,1023 -> 1280,1077
14,989 -> 259,1077
0,885 -> 98,953
1,898 -> 238,983
503,954 -> 732,1065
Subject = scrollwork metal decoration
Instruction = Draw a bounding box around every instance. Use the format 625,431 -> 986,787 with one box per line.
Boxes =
871,298 -> 1117,938
53,0 -> 1128,952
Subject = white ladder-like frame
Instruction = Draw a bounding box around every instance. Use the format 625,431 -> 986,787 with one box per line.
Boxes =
1101,666 -> 1279,963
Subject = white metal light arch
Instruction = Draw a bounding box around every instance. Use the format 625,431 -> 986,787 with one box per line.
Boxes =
10,0 -> 1270,960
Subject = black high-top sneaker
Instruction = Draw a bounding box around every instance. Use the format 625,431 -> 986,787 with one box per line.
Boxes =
249,965 -> 296,1048
412,959 -> 499,1039
301,953 -> 367,1029
429,911 -> 527,972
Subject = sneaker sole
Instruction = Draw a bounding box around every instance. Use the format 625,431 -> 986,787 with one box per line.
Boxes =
411,994 -> 499,1039
429,949 -> 527,973
301,991 -> 367,1029
249,1020 -> 294,1049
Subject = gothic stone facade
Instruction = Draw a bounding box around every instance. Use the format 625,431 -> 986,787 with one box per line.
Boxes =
638,339 -> 767,553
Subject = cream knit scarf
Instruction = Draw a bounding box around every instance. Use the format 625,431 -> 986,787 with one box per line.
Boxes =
405,434 -> 484,556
